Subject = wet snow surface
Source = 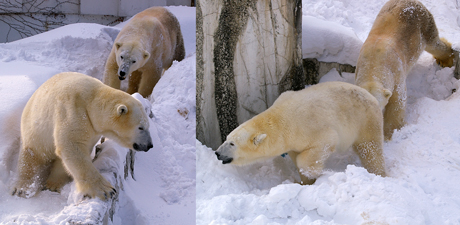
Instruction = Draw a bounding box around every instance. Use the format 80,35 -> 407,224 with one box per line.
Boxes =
0,6 -> 196,225
197,0 -> 460,224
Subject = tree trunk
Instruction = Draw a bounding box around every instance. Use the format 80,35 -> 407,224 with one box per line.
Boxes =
196,0 -> 305,149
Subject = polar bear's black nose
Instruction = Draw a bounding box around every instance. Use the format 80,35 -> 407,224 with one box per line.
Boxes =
133,143 -> 152,152
215,152 -> 233,164
118,71 -> 126,80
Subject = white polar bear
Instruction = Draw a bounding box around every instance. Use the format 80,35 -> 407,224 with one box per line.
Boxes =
12,72 -> 153,200
355,0 -> 455,140
215,82 -> 386,184
103,7 -> 185,98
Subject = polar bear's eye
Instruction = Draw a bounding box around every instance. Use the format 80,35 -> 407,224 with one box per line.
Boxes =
139,127 -> 144,131
229,142 -> 234,146
121,56 -> 124,59
132,60 -> 136,64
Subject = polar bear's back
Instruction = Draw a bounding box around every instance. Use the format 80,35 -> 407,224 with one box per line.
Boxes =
24,72 -> 103,112
272,82 -> 380,116
117,7 -> 180,43
20,72 -> 104,149
265,82 -> 382,150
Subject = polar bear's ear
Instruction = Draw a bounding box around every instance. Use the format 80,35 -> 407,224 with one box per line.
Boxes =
383,89 -> 392,100
143,51 -> 150,61
115,43 -> 122,50
117,104 -> 128,116
253,134 -> 267,145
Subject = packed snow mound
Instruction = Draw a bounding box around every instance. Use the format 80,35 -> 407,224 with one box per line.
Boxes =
197,89 -> 460,224
10,23 -> 119,44
302,0 -> 386,42
302,0 -> 460,49
116,54 -> 196,224
302,16 -> 362,66
0,23 -> 116,81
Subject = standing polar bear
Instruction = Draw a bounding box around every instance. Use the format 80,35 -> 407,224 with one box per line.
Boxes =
215,82 -> 386,185
12,72 -> 153,200
103,7 -> 185,98
355,0 -> 455,140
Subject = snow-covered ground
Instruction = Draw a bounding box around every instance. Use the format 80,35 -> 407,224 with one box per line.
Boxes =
197,0 -> 460,224
0,6 -> 196,225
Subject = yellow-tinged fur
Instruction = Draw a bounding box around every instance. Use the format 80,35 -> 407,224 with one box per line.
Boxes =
355,0 -> 454,140
13,72 -> 152,200
215,82 -> 386,185
103,7 -> 185,98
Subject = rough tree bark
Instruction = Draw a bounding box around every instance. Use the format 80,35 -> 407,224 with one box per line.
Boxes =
196,0 -> 305,149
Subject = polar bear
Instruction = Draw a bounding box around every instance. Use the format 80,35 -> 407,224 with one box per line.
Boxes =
103,7 -> 185,98
355,0 -> 455,140
12,72 -> 153,200
215,82 -> 386,185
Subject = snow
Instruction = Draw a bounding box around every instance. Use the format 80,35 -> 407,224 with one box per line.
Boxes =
302,16 -> 362,66
197,0 -> 460,224
0,6 -> 195,225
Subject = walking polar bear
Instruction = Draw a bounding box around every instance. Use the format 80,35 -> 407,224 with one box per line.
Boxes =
12,72 -> 153,200
103,7 -> 185,98
355,0 -> 455,140
215,82 -> 386,185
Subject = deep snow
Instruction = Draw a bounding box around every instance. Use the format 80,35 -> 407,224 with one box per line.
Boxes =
0,6 -> 196,225
196,0 -> 460,224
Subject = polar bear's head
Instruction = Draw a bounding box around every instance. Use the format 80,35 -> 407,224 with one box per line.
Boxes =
360,82 -> 392,110
215,118 -> 281,165
105,98 -> 153,152
115,42 -> 150,80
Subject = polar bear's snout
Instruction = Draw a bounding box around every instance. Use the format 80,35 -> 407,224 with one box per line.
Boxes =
118,71 -> 126,80
118,64 -> 130,80
118,65 -> 129,80
215,142 -> 235,164
132,129 -> 153,152
215,151 -> 233,164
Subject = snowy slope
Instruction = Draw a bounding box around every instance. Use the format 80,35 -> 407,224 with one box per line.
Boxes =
196,0 -> 460,224
0,6 -> 196,225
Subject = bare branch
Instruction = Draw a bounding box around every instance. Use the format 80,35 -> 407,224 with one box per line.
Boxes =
0,0 -> 75,41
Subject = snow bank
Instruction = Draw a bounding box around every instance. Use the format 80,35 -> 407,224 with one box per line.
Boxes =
0,23 -> 117,81
302,0 -> 460,50
302,16 -> 362,66
117,54 -> 196,224
197,90 -> 460,224
0,6 -> 195,225
197,0 -> 460,224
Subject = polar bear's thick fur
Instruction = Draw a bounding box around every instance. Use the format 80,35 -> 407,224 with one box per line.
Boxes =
355,0 -> 455,140
103,7 -> 185,98
12,72 -> 153,200
215,82 -> 386,184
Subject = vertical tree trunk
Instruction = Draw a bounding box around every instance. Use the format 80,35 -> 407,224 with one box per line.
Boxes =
196,0 -> 304,149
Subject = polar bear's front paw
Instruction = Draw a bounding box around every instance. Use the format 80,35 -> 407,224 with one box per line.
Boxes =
78,177 -> 117,201
11,186 -> 36,198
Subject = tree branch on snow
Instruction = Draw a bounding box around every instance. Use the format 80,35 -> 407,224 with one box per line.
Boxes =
0,0 -> 78,42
